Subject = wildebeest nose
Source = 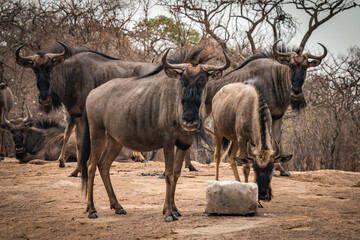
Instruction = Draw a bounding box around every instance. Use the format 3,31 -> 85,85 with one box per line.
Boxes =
38,95 -> 51,105
291,88 -> 302,95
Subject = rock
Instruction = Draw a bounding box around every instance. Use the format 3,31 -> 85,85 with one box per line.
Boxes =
205,181 -> 258,215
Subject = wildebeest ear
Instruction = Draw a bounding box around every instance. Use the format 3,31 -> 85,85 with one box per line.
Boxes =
0,123 -> 10,130
234,157 -> 254,165
208,70 -> 223,80
275,56 -> 291,65
274,154 -> 293,163
308,59 -> 321,68
164,67 -> 182,78
51,56 -> 66,67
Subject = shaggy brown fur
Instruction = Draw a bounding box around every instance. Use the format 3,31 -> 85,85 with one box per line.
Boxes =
80,47 -> 230,222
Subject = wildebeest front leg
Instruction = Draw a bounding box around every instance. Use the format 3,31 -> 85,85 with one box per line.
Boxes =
169,147 -> 187,219
0,128 -> 5,161
162,140 -> 179,222
97,135 -> 126,215
184,150 -> 198,171
58,118 -> 75,168
69,118 -> 84,177
272,119 -> 290,176
239,139 -> 250,182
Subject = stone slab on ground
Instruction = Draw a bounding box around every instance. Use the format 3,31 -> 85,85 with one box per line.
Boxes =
205,181 -> 258,215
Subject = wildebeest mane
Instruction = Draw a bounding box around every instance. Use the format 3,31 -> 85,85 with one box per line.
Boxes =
137,47 -> 215,80
225,44 -> 300,77
34,117 -> 65,132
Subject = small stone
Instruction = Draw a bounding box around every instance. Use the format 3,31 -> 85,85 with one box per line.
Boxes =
205,181 -> 258,215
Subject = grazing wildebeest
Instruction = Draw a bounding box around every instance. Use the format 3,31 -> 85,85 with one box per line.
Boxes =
212,82 -> 292,204
0,106 -> 76,163
15,41 -> 160,176
202,40 -> 327,175
0,61 -> 14,160
81,47 -> 230,221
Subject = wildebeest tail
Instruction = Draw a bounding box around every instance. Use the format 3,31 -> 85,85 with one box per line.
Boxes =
222,137 -> 230,151
81,108 -> 90,194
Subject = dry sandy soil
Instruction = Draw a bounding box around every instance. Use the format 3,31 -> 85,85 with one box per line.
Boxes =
0,157 -> 359,240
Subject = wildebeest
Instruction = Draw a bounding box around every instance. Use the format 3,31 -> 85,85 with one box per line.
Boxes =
212,82 -> 292,203
0,61 -> 14,160
81,47 -> 230,221
0,105 -> 76,163
15,41 -> 160,176
202,40 -> 327,175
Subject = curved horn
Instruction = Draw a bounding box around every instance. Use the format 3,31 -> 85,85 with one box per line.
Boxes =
304,43 -> 328,60
1,108 -> 11,128
22,104 -> 32,123
247,142 -> 255,158
15,45 -> 36,67
272,39 -> 294,58
45,41 -> 70,59
202,50 -> 231,72
272,140 -> 280,157
162,48 -> 188,71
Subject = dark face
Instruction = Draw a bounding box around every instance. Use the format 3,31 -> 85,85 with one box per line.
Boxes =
179,65 -> 209,131
253,161 -> 274,201
30,55 -> 64,106
288,55 -> 309,96
0,63 -> 8,90
0,119 -> 35,163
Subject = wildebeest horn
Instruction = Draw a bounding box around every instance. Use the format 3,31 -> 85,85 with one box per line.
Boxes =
1,107 -> 11,128
22,104 -> 32,123
303,43 -> 328,60
272,40 -> 295,58
45,41 -> 70,59
272,140 -> 280,157
202,50 -> 231,72
162,48 -> 188,71
15,45 -> 36,67
247,142 -> 255,158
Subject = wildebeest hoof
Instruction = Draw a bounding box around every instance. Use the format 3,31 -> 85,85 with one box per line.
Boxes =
273,173 -> 280,177
59,161 -> 65,168
158,174 -> 165,179
115,208 -> 127,215
187,165 -> 198,172
68,173 -> 78,177
0,155 -> 4,161
174,211 -> 182,217
165,214 -> 178,222
88,212 -> 99,218
280,171 -> 291,176
258,202 -> 264,208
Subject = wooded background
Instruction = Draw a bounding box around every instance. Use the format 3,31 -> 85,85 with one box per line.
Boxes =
1,0 -> 359,171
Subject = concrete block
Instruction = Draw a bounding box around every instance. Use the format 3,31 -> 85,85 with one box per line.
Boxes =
205,181 -> 258,215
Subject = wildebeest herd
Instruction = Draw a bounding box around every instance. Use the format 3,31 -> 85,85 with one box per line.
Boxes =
0,39 -> 326,222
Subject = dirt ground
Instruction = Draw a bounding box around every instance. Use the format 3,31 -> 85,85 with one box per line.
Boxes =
0,158 -> 359,240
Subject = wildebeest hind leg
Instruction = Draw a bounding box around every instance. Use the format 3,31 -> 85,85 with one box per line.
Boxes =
229,142 -> 240,181
58,119 -> 75,168
86,129 -> 106,218
69,118 -> 84,177
213,128 -> 223,181
97,135 -> 126,215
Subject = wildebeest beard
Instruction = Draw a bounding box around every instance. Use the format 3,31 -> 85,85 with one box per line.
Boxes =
253,161 -> 274,201
39,92 -> 62,114
290,65 -> 307,112
181,84 -> 202,125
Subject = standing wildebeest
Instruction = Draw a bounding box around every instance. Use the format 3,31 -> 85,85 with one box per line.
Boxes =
15,42 -> 161,176
81,47 -> 230,221
0,61 -> 14,160
202,40 -> 327,175
0,106 -> 76,163
212,82 -> 292,204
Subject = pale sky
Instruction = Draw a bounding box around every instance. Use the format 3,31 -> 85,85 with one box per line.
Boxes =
138,3 -> 360,56
288,6 -> 360,56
